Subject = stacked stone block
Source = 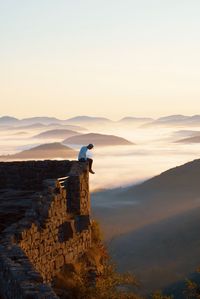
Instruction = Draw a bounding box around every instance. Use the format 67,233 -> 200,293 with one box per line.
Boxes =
67,162 -> 90,215
0,161 -> 92,299
19,176 -> 91,283
0,160 -> 72,190
0,243 -> 59,299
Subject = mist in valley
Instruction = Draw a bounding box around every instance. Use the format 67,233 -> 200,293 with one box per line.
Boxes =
1,116 -> 200,296
1,120 -> 200,190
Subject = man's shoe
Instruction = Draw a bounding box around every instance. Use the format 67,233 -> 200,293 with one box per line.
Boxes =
89,170 -> 95,174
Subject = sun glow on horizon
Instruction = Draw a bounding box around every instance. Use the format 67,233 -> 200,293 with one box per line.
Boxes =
1,1 -> 200,118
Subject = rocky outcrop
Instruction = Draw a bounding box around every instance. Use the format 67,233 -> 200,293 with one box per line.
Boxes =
0,161 -> 91,299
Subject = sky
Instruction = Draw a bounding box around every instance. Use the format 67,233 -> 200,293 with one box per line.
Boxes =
1,0 -> 200,120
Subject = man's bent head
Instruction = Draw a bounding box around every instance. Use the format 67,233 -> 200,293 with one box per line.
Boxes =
87,144 -> 94,150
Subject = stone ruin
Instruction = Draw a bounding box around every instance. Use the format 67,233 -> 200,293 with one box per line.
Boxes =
0,160 -> 92,299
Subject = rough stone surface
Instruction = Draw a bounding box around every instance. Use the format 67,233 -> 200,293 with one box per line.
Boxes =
0,160 -> 91,299
0,160 -> 72,190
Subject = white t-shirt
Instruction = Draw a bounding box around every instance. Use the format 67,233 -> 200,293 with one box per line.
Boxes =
78,146 -> 88,160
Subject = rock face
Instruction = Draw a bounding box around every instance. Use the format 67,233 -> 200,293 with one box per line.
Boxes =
0,160 -> 72,191
0,160 -> 92,299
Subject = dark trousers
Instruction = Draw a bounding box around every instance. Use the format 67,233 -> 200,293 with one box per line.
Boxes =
79,158 -> 93,170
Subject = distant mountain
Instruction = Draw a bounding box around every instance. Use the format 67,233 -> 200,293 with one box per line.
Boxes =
175,135 -> 200,143
6,123 -> 86,132
62,133 -> 133,146
124,159 -> 200,200
172,130 -> 200,138
92,159 -> 200,295
0,116 -> 19,126
13,132 -> 28,136
142,114 -> 200,128
157,114 -> 188,122
3,114 -> 200,129
0,115 -> 109,129
0,143 -> 76,160
12,123 -> 47,130
59,124 -> 87,132
119,117 -> 153,123
65,116 -> 112,125
93,159 -> 200,238
189,115 -> 200,121
20,117 -> 64,125
33,129 -> 79,140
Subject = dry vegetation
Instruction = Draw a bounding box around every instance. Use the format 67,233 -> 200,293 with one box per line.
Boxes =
183,269 -> 200,299
151,292 -> 173,299
52,220 -> 200,299
53,221 -> 142,299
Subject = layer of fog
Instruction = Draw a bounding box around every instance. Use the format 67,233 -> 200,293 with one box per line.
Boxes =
91,168 -> 200,295
1,120 -> 200,295
1,124 -> 200,191
89,125 -> 200,190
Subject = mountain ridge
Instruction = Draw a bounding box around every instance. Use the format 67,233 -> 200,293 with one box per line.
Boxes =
92,158 -> 200,296
0,142 -> 76,160
33,129 -> 79,139
63,132 -> 133,146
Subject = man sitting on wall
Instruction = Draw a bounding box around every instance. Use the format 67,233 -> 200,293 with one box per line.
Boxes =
78,144 -> 95,174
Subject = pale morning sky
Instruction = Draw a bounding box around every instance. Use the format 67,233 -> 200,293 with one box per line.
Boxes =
1,0 -> 200,120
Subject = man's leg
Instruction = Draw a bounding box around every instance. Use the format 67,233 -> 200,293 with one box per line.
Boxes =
87,158 -> 95,174
79,158 -> 86,162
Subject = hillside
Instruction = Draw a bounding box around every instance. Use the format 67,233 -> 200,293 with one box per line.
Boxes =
0,116 -> 19,126
118,117 -> 153,125
12,123 -> 47,130
63,133 -> 133,146
0,143 -> 76,160
172,130 -> 200,138
175,135 -> 200,143
6,123 -> 86,132
142,114 -> 200,128
92,159 -> 200,296
123,159 -> 200,199
0,116 -> 86,129
33,129 -> 79,139
66,116 -> 112,124
20,116 -> 64,125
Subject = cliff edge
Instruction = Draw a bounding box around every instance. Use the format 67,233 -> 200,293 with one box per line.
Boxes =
0,160 -> 92,299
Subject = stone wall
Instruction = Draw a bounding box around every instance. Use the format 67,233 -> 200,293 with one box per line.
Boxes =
0,244 -> 59,299
0,160 -> 72,190
0,160 -> 91,299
